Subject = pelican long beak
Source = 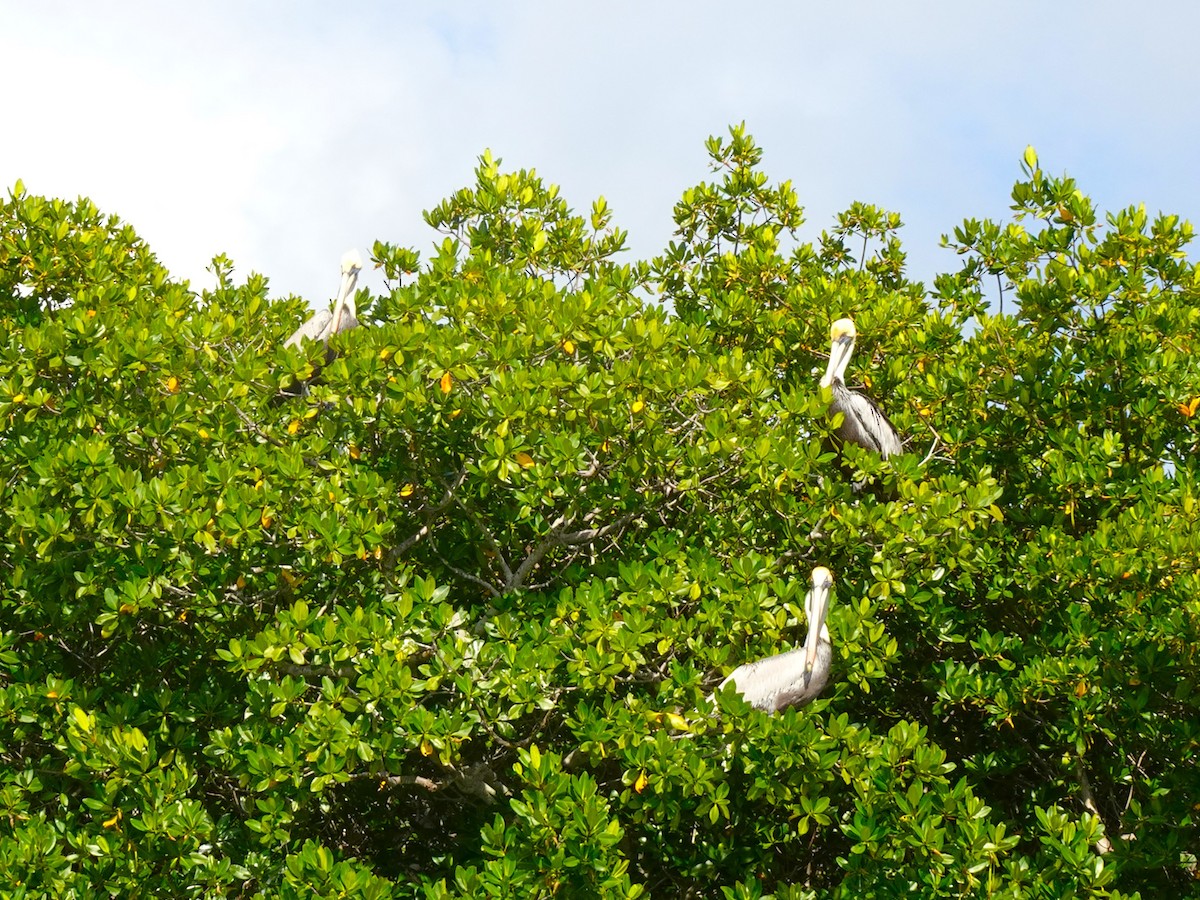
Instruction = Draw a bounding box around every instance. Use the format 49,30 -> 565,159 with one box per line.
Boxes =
803,568 -> 833,673
330,249 -> 364,335
820,334 -> 855,388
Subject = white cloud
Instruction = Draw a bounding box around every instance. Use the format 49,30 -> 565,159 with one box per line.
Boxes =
2,1 -> 1198,308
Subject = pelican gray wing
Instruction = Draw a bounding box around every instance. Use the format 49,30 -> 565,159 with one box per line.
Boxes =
830,385 -> 903,459
285,308 -> 334,348
820,317 -> 903,459
719,643 -> 830,712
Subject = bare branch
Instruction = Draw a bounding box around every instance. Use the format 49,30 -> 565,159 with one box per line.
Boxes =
471,696 -> 560,750
386,467 -> 468,566
920,421 -> 944,467
352,772 -> 441,793
1075,759 -> 1114,855
556,510 -> 643,547
274,661 -> 357,680
432,546 -> 503,598
455,499 -> 515,585
505,511 -> 573,591
230,402 -> 288,449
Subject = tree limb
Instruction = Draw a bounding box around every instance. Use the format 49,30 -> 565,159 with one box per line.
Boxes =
1075,759 -> 1114,855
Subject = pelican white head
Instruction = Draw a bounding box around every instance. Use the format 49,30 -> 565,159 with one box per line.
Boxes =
820,318 -> 857,388
331,249 -> 364,332
804,566 -> 834,674
340,249 -> 364,276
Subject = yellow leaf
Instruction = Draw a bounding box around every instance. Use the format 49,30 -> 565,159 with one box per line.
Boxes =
601,440 -> 610,453
631,398 -> 645,415
515,451 -> 535,469
420,739 -> 433,757
236,575 -> 246,590
400,484 -> 415,497
666,713 -> 690,731
379,348 -> 392,361
198,428 -> 209,439
260,511 -> 274,529
349,444 -> 361,459
562,339 -> 576,355
11,393 -> 24,404
102,810 -> 121,828
287,419 -> 301,435
1177,397 -> 1200,417
634,771 -> 648,793
166,376 -> 179,393
1074,681 -> 1087,698
530,744 -> 541,769
303,407 -> 319,420
439,371 -> 453,394
448,408 -> 463,419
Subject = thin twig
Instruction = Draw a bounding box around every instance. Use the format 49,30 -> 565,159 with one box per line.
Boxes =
230,403 -> 287,448
455,499 -> 515,585
920,421 -> 944,467
432,547 -> 503,598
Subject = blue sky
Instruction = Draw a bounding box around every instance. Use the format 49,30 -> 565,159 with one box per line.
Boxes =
4,2 -> 1199,308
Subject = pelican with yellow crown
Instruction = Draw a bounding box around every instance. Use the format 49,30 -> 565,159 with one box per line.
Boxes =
820,317 -> 902,459
285,249 -> 365,349
718,567 -> 835,712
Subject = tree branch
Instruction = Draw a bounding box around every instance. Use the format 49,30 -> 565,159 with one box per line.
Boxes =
386,467 -> 468,566
1075,759 -> 1113,855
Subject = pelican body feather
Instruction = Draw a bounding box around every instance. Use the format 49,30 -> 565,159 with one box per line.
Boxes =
718,567 -> 834,713
284,249 -> 364,349
820,317 -> 902,459
719,640 -> 832,712
829,384 -> 903,458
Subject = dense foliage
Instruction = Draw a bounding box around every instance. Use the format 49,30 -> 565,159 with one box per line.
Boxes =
2,130 -> 1199,897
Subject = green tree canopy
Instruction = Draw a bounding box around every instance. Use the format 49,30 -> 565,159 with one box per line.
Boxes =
2,128 -> 1198,897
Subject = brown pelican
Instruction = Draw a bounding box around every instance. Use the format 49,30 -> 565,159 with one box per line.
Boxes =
284,249 -> 364,349
717,567 -> 834,712
820,318 -> 902,459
